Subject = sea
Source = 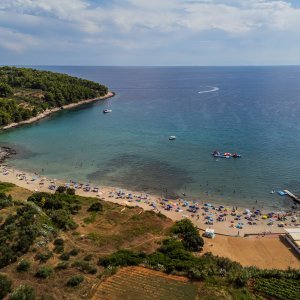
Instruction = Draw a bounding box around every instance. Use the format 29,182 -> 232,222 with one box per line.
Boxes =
0,66 -> 300,210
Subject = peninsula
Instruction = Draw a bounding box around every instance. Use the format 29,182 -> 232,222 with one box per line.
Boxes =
0,67 -> 114,129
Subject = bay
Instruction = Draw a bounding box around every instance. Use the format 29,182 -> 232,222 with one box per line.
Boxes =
1,66 -> 300,209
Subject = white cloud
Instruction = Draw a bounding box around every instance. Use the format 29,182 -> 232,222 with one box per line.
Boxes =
0,26 -> 39,52
0,0 -> 300,64
1,0 -> 300,36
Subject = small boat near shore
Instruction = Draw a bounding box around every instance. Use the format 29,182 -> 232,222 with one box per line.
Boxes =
169,136 -> 176,140
103,109 -> 112,113
212,150 -> 241,158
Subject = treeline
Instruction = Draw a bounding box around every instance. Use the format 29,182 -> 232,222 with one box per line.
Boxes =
0,66 -> 108,126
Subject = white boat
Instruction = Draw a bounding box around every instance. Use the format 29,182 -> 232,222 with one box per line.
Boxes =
103,109 -> 112,113
169,136 -> 176,140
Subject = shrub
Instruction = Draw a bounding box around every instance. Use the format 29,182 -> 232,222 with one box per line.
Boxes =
9,284 -> 35,300
98,250 -> 146,267
66,188 -> 75,195
0,193 -> 13,209
56,186 -> 66,194
35,266 -> 53,279
84,254 -> 93,261
53,245 -> 64,254
87,202 -> 103,212
69,248 -> 80,256
50,209 -> 78,230
17,260 -> 31,272
35,251 -> 53,263
72,261 -> 97,274
0,274 -> 12,299
59,252 -> 70,261
55,262 -> 69,271
67,275 -> 84,287
53,238 -> 64,246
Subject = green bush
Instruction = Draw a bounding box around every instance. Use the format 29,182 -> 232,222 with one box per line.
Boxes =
53,238 -> 64,246
53,245 -> 64,254
72,261 -> 97,274
84,254 -> 93,261
16,260 -> 31,272
35,266 -> 53,279
98,250 -> 146,267
69,248 -> 80,256
56,186 -> 66,194
0,274 -> 12,299
0,193 -> 13,209
55,262 -> 69,271
59,252 -> 70,261
87,202 -> 103,212
35,251 -> 53,263
9,284 -> 35,300
67,275 -> 84,287
66,188 -> 75,195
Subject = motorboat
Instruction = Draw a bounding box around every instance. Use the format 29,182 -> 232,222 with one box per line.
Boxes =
169,136 -> 176,140
103,109 -> 112,113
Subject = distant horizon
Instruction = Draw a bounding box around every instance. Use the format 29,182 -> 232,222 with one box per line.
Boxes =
2,64 -> 300,68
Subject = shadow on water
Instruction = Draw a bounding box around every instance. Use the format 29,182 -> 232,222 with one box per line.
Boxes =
87,154 -> 194,199
0,142 -> 39,160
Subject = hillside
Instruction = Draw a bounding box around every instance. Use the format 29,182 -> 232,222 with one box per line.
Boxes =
0,67 -> 108,126
0,183 -> 299,300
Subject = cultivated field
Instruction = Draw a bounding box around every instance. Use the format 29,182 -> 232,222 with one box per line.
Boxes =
92,266 -> 198,300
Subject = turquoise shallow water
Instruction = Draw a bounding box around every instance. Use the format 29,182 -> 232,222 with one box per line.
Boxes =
0,66 -> 300,209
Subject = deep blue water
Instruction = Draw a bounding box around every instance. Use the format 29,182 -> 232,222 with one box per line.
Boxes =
1,66 -> 300,209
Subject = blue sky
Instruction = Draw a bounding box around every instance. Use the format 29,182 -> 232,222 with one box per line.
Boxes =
1,0 -> 300,66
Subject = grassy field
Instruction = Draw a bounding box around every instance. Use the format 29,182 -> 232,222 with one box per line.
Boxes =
68,198 -> 172,255
0,182 -> 173,299
0,182 -> 32,200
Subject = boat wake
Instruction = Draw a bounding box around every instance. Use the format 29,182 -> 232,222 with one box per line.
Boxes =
198,86 -> 219,94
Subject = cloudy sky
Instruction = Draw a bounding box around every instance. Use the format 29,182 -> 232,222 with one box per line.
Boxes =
1,0 -> 300,66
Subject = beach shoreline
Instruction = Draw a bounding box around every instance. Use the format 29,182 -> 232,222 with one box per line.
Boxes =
0,161 -> 299,237
1,91 -> 115,131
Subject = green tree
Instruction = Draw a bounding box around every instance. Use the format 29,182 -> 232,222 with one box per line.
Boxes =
0,83 -> 13,97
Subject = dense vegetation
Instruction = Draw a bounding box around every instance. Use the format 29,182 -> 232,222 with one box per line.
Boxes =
0,66 -> 108,126
27,191 -> 82,230
0,203 -> 42,268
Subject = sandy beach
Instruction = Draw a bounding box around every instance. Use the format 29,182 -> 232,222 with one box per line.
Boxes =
1,91 -> 115,131
0,163 -> 299,237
